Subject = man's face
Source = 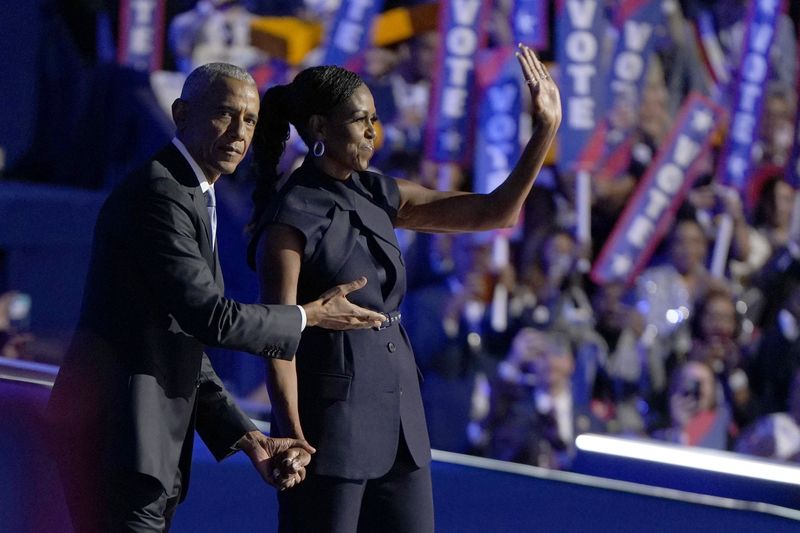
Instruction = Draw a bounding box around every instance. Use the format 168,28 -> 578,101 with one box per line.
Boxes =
593,283 -> 628,332
174,77 -> 260,182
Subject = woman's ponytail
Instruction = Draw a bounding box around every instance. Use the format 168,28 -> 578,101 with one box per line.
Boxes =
248,83 -> 292,233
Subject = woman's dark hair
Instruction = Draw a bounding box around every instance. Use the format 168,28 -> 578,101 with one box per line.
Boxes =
248,66 -> 364,233
689,286 -> 741,341
752,174 -> 784,228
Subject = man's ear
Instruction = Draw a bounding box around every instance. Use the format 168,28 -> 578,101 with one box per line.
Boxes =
172,99 -> 188,132
308,114 -> 326,140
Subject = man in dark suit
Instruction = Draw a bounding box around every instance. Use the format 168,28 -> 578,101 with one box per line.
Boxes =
47,62 -> 385,533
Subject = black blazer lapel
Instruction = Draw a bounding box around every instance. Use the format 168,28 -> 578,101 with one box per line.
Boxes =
155,144 -> 217,274
213,246 -> 223,289
344,176 -> 402,257
342,177 -> 406,306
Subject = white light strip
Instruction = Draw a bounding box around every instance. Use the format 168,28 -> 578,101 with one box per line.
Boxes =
576,434 -> 800,486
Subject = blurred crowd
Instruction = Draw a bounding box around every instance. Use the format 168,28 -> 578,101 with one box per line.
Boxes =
8,0 -> 800,471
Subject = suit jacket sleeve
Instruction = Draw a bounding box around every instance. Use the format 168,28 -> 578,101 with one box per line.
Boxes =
195,353 -> 258,461
133,176 -> 301,359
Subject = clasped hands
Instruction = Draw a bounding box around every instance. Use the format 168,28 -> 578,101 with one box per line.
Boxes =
237,431 -> 316,490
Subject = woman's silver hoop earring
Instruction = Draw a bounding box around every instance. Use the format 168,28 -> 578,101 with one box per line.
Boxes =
313,140 -> 325,157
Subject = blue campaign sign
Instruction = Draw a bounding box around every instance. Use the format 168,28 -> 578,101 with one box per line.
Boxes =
591,94 -> 725,285
576,0 -> 664,175
602,0 -> 663,149
322,0 -> 385,67
512,0 -> 549,51
474,47 -> 522,195
424,0 -> 490,164
555,0 -> 608,173
718,0 -> 786,192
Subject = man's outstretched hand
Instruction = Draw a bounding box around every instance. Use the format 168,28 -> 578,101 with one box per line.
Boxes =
237,431 -> 315,490
302,277 -> 385,330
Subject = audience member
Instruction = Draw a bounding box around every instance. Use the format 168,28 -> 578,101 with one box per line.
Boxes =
636,218 -> 713,376
750,278 -> 800,414
510,229 -> 592,335
585,282 -> 655,434
652,360 -> 734,449
755,84 -> 797,169
736,369 -> 800,463
169,0 -> 266,74
404,234 -> 513,453
484,328 -> 605,469
687,287 -> 759,429
729,173 -> 792,284
592,60 -> 674,256
686,179 -> 751,269
752,175 -> 796,253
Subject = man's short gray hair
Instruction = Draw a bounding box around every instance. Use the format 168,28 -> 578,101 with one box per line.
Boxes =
180,63 -> 256,101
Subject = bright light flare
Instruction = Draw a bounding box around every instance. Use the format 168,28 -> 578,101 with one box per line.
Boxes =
575,434 -> 800,486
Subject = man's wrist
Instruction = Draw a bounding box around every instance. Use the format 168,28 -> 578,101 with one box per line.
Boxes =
235,430 -> 260,454
300,302 -> 318,328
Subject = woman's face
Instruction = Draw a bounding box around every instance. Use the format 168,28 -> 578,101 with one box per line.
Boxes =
543,233 -> 575,278
669,220 -> 707,274
321,84 -> 378,176
772,180 -> 795,228
639,76 -> 670,140
699,294 -> 737,342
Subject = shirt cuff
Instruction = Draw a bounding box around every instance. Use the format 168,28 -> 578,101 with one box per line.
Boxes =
297,305 -> 307,331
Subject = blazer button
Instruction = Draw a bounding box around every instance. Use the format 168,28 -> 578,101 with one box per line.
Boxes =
387,342 -> 396,353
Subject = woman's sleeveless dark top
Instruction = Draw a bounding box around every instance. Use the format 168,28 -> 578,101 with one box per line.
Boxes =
249,161 -> 431,479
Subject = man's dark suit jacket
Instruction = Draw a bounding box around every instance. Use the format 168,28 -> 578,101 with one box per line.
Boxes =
47,143 -> 302,506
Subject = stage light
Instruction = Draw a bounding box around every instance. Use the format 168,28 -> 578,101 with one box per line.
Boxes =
575,433 -> 800,486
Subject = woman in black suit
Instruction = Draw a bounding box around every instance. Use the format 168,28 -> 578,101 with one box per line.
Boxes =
248,44 -> 560,532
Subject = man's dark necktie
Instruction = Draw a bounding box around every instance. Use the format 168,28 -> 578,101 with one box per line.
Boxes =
204,187 -> 217,250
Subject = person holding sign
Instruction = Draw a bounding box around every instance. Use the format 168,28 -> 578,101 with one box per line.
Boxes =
247,44 -> 560,532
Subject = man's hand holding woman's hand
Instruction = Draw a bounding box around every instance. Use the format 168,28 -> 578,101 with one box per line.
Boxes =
238,431 -> 316,490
